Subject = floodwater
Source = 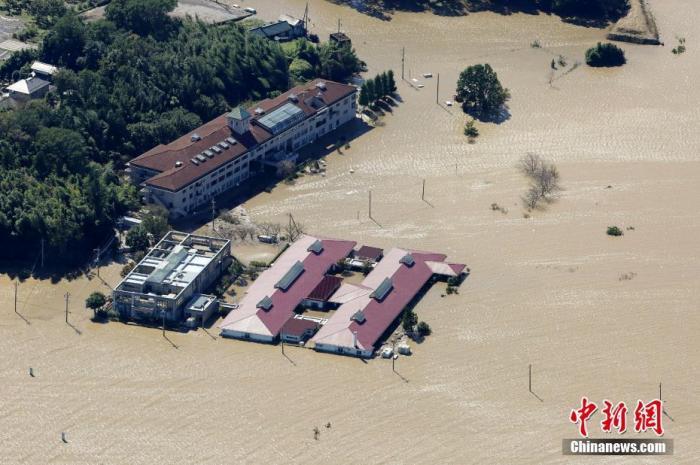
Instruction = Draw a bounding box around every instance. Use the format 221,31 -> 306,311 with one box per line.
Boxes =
2,0 -> 699,463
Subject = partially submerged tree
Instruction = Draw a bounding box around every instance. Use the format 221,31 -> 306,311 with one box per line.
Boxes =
585,42 -> 626,67
402,308 -> 418,332
85,291 -> 107,318
519,153 -> 561,210
456,64 -> 510,118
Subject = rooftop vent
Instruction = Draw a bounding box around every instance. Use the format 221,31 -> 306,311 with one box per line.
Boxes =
316,81 -> 327,91
370,277 -> 393,302
190,158 -> 200,166
191,133 -> 202,142
307,239 -> 323,254
400,253 -> 415,267
254,107 -> 265,115
288,93 -> 298,102
175,161 -> 183,168
225,137 -> 237,145
257,295 -> 273,311
351,310 -> 366,324
275,261 -> 304,291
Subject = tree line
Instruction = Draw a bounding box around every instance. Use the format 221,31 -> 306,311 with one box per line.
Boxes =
358,70 -> 397,108
0,0 -> 363,266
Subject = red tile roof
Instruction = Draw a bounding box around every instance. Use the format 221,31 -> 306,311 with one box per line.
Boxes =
130,79 -> 356,192
356,245 -> 383,261
280,318 -> 319,338
306,275 -> 343,301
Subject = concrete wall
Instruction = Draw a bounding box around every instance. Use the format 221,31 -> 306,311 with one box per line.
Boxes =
220,329 -> 275,344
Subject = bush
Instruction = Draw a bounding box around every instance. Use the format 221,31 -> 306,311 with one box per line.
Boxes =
464,119 -> 479,138
585,43 -> 626,67
417,321 -> 432,337
607,226 -> 624,236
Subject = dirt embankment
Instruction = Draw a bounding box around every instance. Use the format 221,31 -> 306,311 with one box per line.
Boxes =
607,0 -> 660,45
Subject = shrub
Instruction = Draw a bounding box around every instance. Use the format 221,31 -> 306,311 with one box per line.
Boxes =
417,321 -> 432,337
585,43 -> 626,67
464,119 -> 479,138
456,64 -> 510,117
607,226 -> 624,236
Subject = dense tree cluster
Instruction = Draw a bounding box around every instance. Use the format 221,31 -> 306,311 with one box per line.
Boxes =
456,64 -> 509,118
358,70 -> 397,107
0,3 -> 363,265
2,0 -> 67,28
284,39 -> 364,84
585,42 -> 626,67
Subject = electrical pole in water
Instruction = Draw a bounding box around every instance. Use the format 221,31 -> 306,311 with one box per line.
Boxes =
422,179 -> 426,201
41,239 -> 44,268
528,364 -> 532,393
94,247 -> 101,277
14,281 -> 18,315
401,47 -> 405,81
436,73 -> 440,104
64,292 -> 70,324
368,190 -> 373,219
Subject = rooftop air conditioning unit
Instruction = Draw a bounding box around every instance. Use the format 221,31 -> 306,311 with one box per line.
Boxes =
191,159 -> 200,166
191,133 -> 202,142
211,146 -> 222,154
175,161 -> 183,168
316,82 -> 327,91
254,107 -> 264,115
288,93 -> 298,102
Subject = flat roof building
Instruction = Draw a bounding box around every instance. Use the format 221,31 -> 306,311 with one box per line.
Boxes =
219,235 -> 356,343
129,79 -> 357,218
113,231 -> 230,324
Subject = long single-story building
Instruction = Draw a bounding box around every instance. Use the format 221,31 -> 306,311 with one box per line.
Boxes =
128,79 -> 357,218
218,235 -> 356,343
311,248 -> 465,358
113,231 -> 230,324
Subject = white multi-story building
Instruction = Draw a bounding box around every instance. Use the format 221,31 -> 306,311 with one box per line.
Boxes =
128,79 -> 357,218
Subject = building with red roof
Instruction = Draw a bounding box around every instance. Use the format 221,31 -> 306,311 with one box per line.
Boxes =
129,79 -> 357,217
219,235 -> 356,343
311,248 -> 465,358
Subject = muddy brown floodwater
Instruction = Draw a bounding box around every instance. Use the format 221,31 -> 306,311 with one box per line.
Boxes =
1,1 -> 699,463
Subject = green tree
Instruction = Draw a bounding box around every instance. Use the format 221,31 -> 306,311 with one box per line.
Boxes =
387,69 -> 397,93
289,57 -> 315,82
85,291 -> 107,318
106,0 -> 177,36
318,42 -> 362,82
358,82 -> 370,108
126,225 -> 150,251
365,78 -> 377,104
456,64 -> 510,117
402,308 -> 418,332
41,13 -> 86,68
585,42 -> 626,67
378,72 -> 390,97
141,205 -> 170,242
416,321 -> 432,337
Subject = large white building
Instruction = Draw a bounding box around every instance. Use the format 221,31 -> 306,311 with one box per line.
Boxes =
128,79 -> 357,218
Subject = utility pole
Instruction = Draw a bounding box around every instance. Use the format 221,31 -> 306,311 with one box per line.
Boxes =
368,190 -> 372,219
659,382 -> 662,401
41,239 -> 44,268
14,281 -> 18,314
436,73 -> 440,104
421,179 -> 425,201
528,364 -> 532,393
281,340 -> 285,355
211,198 -> 216,233
94,247 -> 101,277
337,18 -> 341,34
401,47 -> 405,81
162,310 -> 166,338
64,292 -> 70,324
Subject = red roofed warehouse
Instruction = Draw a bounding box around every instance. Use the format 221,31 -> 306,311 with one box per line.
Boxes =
311,248 -> 465,358
129,79 -> 357,218
218,235 -> 356,343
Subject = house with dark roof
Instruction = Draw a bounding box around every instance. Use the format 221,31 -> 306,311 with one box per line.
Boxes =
280,318 -> 319,343
128,79 -> 357,218
249,15 -> 306,41
6,76 -> 50,102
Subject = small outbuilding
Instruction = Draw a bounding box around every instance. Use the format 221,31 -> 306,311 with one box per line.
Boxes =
280,318 -> 319,344
6,76 -> 50,101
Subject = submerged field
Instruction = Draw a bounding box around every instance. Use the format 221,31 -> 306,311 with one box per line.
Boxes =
1,0 -> 699,463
